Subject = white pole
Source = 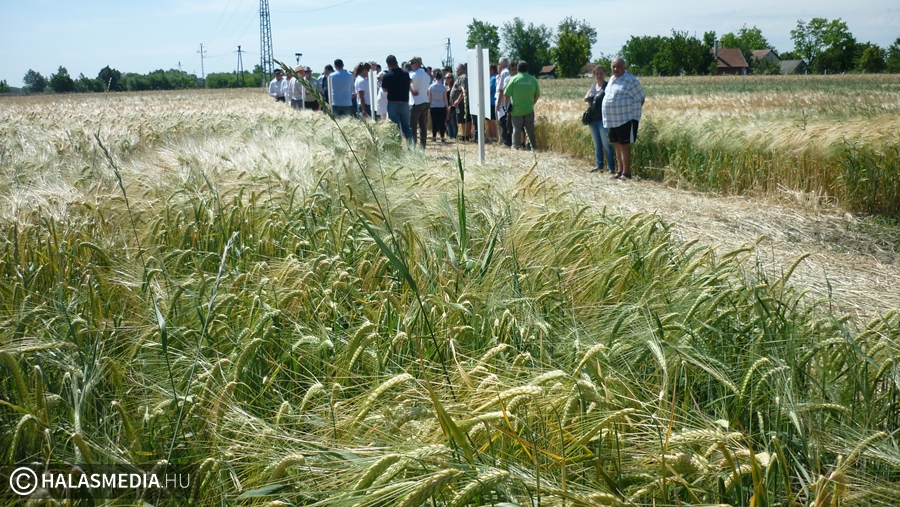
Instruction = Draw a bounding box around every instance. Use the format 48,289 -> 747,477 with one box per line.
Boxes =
300,77 -> 306,110
476,45 -> 486,165
327,73 -> 335,115
369,71 -> 377,119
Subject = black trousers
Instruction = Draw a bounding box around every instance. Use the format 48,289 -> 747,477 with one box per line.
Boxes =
430,107 -> 447,138
499,113 -> 512,146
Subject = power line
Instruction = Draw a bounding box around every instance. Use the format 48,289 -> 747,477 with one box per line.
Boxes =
272,0 -> 354,14
208,0 -> 234,42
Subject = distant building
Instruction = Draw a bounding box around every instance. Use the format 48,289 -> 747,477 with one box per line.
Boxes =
780,59 -> 809,75
581,62 -> 597,77
711,45 -> 749,75
751,49 -> 780,64
538,65 -> 557,79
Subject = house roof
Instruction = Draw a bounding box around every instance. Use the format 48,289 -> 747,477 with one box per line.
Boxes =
710,48 -> 749,69
581,62 -> 597,75
539,65 -> 556,75
780,59 -> 807,74
751,49 -> 778,61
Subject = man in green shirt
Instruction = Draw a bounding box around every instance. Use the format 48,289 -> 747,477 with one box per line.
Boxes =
503,60 -> 540,150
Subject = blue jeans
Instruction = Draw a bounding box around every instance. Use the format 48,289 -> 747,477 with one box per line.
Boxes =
589,120 -> 616,171
387,102 -> 412,142
447,106 -> 458,139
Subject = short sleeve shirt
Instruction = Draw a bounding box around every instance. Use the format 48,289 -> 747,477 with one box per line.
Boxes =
449,73 -> 467,107
382,68 -> 411,103
602,72 -> 646,128
503,72 -> 540,116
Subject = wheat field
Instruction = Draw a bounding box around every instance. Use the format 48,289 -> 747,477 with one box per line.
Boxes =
1,88 -> 899,506
537,74 -> 900,217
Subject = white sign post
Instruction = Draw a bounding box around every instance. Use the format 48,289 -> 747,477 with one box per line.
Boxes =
300,77 -> 306,110
369,71 -> 378,120
467,46 -> 490,164
327,73 -> 335,116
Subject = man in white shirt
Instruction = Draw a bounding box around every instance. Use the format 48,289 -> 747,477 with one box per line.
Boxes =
286,66 -> 307,110
268,69 -> 286,103
495,57 -> 511,146
408,56 -> 431,149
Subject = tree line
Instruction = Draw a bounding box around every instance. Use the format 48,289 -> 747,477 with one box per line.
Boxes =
4,16 -> 899,94
10,65 -> 268,94
470,16 -> 900,77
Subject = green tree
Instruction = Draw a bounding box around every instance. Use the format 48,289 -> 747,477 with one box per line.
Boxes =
557,17 -> 596,57
620,35 -> 666,76
855,42 -> 886,73
751,57 -> 782,75
791,18 -> 856,73
0,80 -> 10,93
466,19 -> 501,63
553,30 -> 591,78
501,17 -> 553,68
23,69 -> 48,93
75,73 -> 104,92
887,37 -> 900,73
703,31 -> 716,49
720,25 -> 772,64
98,66 -> 124,91
817,19 -> 856,73
654,30 -> 713,76
49,66 -> 76,93
791,18 -> 826,63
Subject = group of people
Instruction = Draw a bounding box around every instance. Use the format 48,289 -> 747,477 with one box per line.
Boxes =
268,55 -> 543,151
268,54 -> 645,179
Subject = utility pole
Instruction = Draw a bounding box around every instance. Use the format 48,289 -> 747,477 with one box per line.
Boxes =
295,53 -> 302,66
178,61 -> 186,89
443,38 -> 454,70
198,44 -> 207,80
260,0 -> 274,85
236,46 -> 245,86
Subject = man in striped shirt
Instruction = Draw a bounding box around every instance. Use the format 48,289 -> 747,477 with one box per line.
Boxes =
602,57 -> 645,179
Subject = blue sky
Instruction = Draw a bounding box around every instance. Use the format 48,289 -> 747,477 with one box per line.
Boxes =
1,0 -> 898,85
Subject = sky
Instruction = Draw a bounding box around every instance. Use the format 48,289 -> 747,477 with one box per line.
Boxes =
2,0 -> 898,85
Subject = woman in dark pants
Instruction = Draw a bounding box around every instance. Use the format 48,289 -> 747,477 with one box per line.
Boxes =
428,70 -> 448,142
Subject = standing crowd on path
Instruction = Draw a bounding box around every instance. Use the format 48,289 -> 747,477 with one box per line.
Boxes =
269,54 -> 645,180
267,54 -> 543,152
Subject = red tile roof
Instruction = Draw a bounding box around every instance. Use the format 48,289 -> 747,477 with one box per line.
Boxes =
711,48 -> 749,69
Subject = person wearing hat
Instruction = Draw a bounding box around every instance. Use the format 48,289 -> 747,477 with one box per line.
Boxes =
287,66 -> 306,110
408,56 -> 431,148
303,67 -> 321,111
269,68 -> 286,103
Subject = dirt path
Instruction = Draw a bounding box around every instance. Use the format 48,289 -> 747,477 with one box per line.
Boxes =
425,140 -> 900,321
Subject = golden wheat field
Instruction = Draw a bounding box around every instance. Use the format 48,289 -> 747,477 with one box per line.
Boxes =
537,75 -> 900,217
0,84 -> 899,506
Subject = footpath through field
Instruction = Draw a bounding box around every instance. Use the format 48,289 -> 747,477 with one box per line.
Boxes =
425,140 -> 900,320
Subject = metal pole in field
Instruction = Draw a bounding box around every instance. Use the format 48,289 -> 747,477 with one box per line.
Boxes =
476,44 -> 486,165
